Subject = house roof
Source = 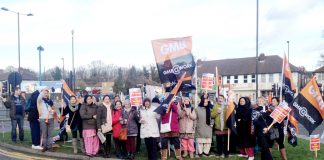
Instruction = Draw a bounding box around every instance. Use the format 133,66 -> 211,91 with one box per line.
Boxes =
197,54 -> 299,77
313,66 -> 324,73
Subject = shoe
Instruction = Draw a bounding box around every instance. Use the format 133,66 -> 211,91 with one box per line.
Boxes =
182,151 -> 188,158
238,154 -> 248,158
248,156 -> 255,160
47,148 -> 54,152
32,145 -> 43,150
41,147 -> 47,152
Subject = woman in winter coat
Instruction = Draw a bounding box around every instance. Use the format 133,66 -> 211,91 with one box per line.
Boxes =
62,96 -> 84,154
112,100 -> 125,159
121,100 -> 140,160
160,99 -> 182,160
235,97 -> 255,160
179,97 -> 197,159
96,95 -> 113,158
195,94 -> 213,157
139,98 -> 160,160
267,97 -> 287,160
80,95 -> 99,157
252,97 -> 273,160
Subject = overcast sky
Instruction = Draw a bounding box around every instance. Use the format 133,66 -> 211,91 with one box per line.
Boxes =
1,0 -> 323,72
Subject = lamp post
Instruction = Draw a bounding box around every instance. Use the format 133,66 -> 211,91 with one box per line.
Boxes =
255,0 -> 259,100
1,7 -> 33,73
287,41 -> 290,62
71,30 -> 75,92
37,46 -> 44,86
61,58 -> 65,80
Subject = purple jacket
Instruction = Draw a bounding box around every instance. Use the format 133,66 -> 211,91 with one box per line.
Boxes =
161,103 -> 180,133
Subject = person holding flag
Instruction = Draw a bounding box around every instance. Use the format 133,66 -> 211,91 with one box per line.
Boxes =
37,88 -> 56,152
62,96 -> 84,154
266,97 -> 287,160
211,95 -> 229,158
236,97 -> 255,159
252,97 -> 273,160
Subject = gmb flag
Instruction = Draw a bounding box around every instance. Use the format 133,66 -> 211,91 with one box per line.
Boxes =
290,77 -> 324,134
151,36 -> 195,84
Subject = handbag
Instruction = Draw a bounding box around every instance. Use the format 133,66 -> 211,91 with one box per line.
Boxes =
101,123 -> 112,134
261,114 -> 279,140
119,111 -> 129,141
119,128 -> 128,141
160,110 -> 173,133
269,127 -> 280,140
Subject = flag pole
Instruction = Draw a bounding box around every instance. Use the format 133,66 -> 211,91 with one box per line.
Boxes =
227,129 -> 230,151
280,53 -> 285,102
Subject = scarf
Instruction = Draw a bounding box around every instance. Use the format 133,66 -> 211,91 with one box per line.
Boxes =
103,102 -> 112,127
220,103 -> 225,131
69,102 -> 79,112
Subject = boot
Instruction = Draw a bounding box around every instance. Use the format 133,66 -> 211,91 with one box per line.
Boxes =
104,142 -> 111,158
182,151 -> 188,158
175,149 -> 183,160
79,138 -> 86,153
161,149 -> 168,160
189,152 -> 195,160
280,148 -> 287,160
72,138 -> 78,154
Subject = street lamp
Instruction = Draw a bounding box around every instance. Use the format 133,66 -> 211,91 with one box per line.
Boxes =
71,30 -> 75,92
287,41 -> 290,62
1,7 -> 33,73
61,58 -> 65,80
255,0 -> 259,100
37,46 -> 44,86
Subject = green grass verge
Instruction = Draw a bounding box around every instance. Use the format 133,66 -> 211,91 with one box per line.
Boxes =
0,129 -> 323,159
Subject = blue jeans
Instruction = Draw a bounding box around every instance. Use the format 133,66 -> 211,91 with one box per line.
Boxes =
30,120 -> 41,146
11,114 -> 24,142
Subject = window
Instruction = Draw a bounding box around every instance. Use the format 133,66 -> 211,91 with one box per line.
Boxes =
261,74 -> 266,83
252,75 -> 256,83
227,76 -> 230,84
234,75 -> 238,84
269,74 -> 273,83
244,75 -> 248,83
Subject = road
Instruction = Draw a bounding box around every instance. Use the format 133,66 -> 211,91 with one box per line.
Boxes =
0,146 -> 55,160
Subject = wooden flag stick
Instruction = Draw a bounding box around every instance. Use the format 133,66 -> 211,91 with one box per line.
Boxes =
166,72 -> 186,113
315,150 -> 318,158
267,121 -> 276,130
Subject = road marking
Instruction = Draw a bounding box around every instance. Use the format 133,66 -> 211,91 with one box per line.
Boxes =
0,148 -> 55,160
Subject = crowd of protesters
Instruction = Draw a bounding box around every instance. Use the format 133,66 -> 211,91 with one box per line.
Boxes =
0,87 -> 291,160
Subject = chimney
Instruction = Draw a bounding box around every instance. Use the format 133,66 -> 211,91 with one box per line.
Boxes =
259,53 -> 265,62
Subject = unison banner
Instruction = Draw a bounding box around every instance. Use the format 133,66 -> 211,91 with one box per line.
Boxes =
151,36 -> 195,84
290,77 -> 324,134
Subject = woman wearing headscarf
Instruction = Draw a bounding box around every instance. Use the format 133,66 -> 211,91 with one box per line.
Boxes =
96,95 -> 113,158
195,93 -> 213,157
236,97 -> 255,160
80,95 -> 99,157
